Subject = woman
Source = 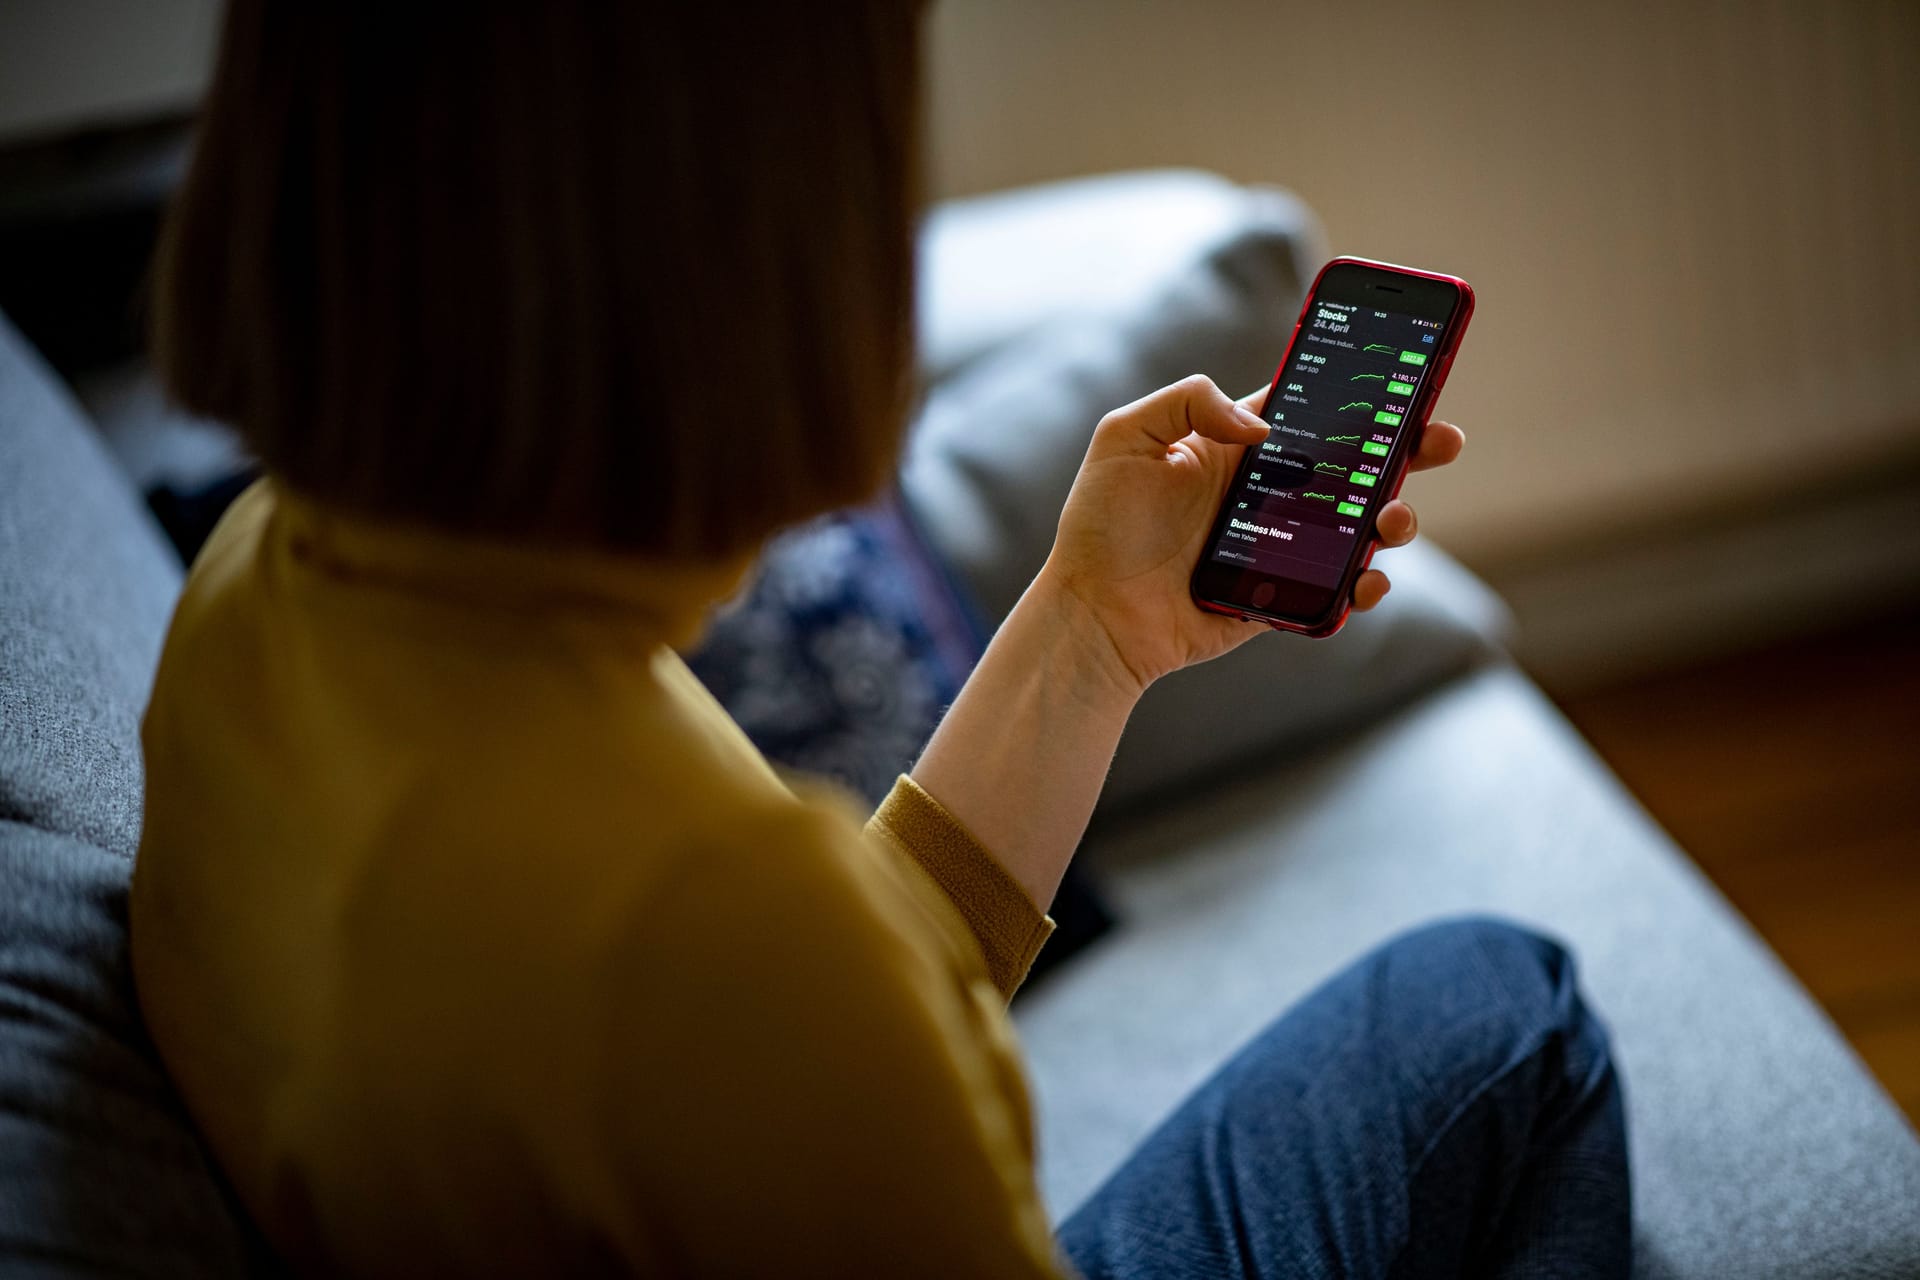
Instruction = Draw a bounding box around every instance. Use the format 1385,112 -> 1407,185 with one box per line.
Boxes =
132,3 -> 1629,1276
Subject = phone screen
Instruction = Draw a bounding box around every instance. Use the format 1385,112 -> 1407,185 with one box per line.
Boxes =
1193,261 -> 1465,628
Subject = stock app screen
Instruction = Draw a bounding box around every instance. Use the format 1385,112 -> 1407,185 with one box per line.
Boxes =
1209,301 -> 1442,587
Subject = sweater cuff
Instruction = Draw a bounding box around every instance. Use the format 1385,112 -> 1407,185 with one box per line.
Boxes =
867,775 -> 1054,999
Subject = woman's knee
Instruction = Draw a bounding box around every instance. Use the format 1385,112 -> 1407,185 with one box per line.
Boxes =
1390,915 -> 1572,990
1369,915 -> 1612,1091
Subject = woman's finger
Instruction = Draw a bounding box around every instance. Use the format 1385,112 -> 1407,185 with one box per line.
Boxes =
1352,569 -> 1392,612
1102,374 -> 1267,455
1236,395 -> 1460,474
1408,421 -> 1465,472
1375,501 -> 1418,547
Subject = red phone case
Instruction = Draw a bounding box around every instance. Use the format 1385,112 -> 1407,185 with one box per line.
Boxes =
1194,256 -> 1475,637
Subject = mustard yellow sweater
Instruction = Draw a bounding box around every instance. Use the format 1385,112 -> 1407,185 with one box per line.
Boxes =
132,482 -> 1064,1277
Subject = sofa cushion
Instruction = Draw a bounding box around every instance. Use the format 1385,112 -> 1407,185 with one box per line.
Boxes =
683,493 -> 1118,978
916,170 -> 1323,386
685,495 -> 988,805
0,311 -> 254,1273
1016,666 -> 1920,1278
0,312 -> 180,856
1102,542 -> 1506,812
903,178 -> 1507,812
0,824 -> 251,1277
905,177 -> 1322,623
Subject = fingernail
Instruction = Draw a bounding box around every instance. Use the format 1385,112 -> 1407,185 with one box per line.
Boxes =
1234,406 -> 1268,432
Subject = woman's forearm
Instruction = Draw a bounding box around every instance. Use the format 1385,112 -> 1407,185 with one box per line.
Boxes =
909,566 -> 1144,912
906,378 -> 1461,916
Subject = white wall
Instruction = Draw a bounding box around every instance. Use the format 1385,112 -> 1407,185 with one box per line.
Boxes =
0,0 -> 218,143
5,0 -> 1914,671
926,0 -> 1920,570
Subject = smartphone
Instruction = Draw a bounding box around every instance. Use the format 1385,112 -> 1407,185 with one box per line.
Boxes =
1190,256 -> 1474,637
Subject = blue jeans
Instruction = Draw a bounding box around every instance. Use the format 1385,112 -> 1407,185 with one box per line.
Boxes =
1058,918 -> 1630,1279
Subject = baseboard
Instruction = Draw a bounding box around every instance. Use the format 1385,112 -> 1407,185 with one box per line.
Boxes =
1471,460 -> 1920,695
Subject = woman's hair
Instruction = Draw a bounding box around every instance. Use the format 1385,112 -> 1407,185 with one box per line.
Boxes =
154,2 -> 923,558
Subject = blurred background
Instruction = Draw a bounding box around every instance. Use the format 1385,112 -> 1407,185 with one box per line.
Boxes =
919,0 -> 1920,1123
924,0 -> 1920,682
1,1 -> 1914,1116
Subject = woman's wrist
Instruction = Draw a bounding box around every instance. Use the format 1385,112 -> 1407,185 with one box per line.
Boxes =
909,563 -> 1145,911
1023,563 -> 1152,711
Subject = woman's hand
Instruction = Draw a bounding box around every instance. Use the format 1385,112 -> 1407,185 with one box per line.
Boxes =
912,373 -> 1464,908
1039,374 -> 1466,698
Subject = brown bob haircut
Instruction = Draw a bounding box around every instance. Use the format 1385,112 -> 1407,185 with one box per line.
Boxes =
155,2 -> 923,558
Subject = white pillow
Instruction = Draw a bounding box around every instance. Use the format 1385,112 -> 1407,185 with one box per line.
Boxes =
917,170 -> 1314,386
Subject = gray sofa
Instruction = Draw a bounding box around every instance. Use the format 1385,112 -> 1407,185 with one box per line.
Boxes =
915,174 -> 1920,1277
2,170 -> 1916,1277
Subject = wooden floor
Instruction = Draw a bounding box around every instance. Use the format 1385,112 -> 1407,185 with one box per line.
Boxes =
1556,612 -> 1920,1125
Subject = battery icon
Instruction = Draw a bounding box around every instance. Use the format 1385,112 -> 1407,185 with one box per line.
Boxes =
1387,379 -> 1417,396
1348,471 -> 1377,487
1399,351 -> 1428,366
1336,501 -> 1366,517
1361,441 -> 1390,456
1374,410 -> 1403,426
